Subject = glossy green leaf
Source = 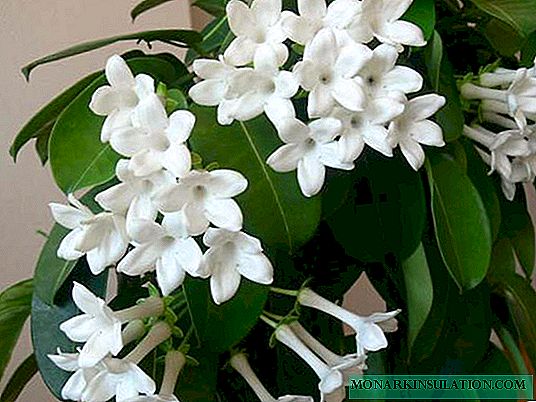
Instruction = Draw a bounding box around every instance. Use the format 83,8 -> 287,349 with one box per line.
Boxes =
31,262 -> 107,399
474,343 -> 513,375
183,278 -> 268,352
193,0 -> 226,17
186,16 -> 230,64
488,237 -> 516,278
327,153 -> 426,262
22,30 -> 201,80
189,106 -> 322,253
0,354 -> 37,402
402,0 -> 436,41
521,31 -> 536,66
499,190 -> 535,278
484,19 -> 525,58
468,0 -> 536,37
9,72 -> 100,164
131,0 -> 176,21
0,280 -> 33,382
402,243 -> 434,354
426,153 -> 492,291
424,31 -> 464,142
50,57 -> 178,194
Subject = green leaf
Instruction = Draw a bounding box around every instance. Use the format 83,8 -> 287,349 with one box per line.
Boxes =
183,278 -> 268,352
467,0 -> 536,37
327,153 -> 426,262
402,0 -> 436,41
483,18 -> 525,58
131,0 -> 176,21
49,57 -> 179,194
193,0 -> 226,17
186,16 -> 230,64
9,72 -> 100,163
22,30 -> 202,80
474,343 -> 513,375
0,355 -> 37,402
0,280 -> 33,382
521,31 -> 536,66
189,106 -> 322,253
490,271 -> 536,367
426,153 -> 492,291
424,31 -> 464,142
402,243 -> 433,356
31,262 -> 108,399
498,190 -> 535,278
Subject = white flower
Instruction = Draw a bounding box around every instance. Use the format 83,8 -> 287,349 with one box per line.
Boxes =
124,396 -> 179,402
347,0 -> 426,50
230,353 -> 314,402
156,169 -> 248,235
506,69 -> 536,129
223,50 -> 298,125
89,55 -> 154,142
109,94 -> 194,178
298,288 -> 400,357
224,0 -> 288,67
188,57 -> 240,125
49,195 -> 128,275
388,94 -> 446,170
118,213 -> 204,296
200,228 -> 274,304
59,283 -> 163,367
294,28 -> 371,117
267,118 -> 351,197
280,0 -> 359,45
332,97 -> 405,163
95,160 -> 175,222
275,325 -> 344,401
49,349 -> 105,401
82,322 -> 171,402
356,44 -> 423,99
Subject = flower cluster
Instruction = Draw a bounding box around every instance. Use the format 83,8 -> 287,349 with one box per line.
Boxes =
460,59 -> 536,200
50,55 -> 274,305
189,0 -> 447,196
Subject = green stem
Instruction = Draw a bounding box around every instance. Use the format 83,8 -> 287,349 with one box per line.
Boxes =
270,287 -> 299,297
259,315 -> 278,329
262,310 -> 285,321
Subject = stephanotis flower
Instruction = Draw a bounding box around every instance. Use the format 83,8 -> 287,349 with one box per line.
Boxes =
275,324 -> 344,401
231,353 -> 314,402
224,0 -> 288,67
347,0 -> 426,50
200,228 -> 274,304
298,288 -> 400,357
89,55 -> 154,142
388,94 -> 446,171
223,50 -> 299,126
332,97 -> 405,163
294,28 -> 371,117
156,169 -> 248,235
59,283 -> 164,367
81,322 -> 172,402
267,118 -> 352,197
109,94 -> 194,178
117,213 -> 204,296
49,194 -> 128,275
280,0 -> 359,45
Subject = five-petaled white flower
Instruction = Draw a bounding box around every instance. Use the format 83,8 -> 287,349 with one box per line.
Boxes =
89,55 -> 154,142
117,213 -> 204,296
224,0 -> 288,67
347,0 -> 426,50
281,0 -> 359,45
294,28 -> 371,117
49,195 -> 129,275
157,169 -> 248,235
388,94 -> 446,171
200,228 -> 274,305
109,94 -> 194,178
267,118 -> 351,197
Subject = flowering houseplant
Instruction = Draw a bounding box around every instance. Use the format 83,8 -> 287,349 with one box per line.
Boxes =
2,0 -> 536,401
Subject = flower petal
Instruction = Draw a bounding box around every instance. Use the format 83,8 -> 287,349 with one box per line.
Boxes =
297,155 -> 326,197
204,198 -> 243,231
208,169 -> 248,198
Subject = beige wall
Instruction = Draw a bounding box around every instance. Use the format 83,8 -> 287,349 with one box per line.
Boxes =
0,1 -> 192,400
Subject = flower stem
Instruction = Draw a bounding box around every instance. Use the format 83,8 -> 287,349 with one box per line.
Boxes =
125,321 -> 172,364
270,287 -> 299,297
259,315 -> 278,329
160,351 -> 186,396
115,297 -> 164,323
230,353 -> 277,402
460,83 -> 507,102
122,319 -> 145,345
262,310 -> 285,321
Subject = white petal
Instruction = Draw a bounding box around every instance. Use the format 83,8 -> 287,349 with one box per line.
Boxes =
265,98 -> 296,127
309,118 -> 341,143
237,253 -> 274,285
161,143 -> 191,178
227,0 -> 255,36
183,202 -> 211,236
49,203 -> 89,229
106,55 -> 135,88
406,94 -> 446,121
62,370 -> 87,401
308,86 -> 335,118
281,11 -> 315,45
274,71 -> 299,98
167,110 -> 195,143
224,37 -> 257,67
189,80 -> 226,106
276,118 -> 310,143
382,66 -> 423,94
378,20 -> 426,48
173,237 -> 204,277
72,282 -> 105,315
90,86 -> 119,116
208,170 -> 248,198
360,323 -> 388,351
400,138 -> 425,171
334,43 -> 372,78
209,257 -> 242,305
57,229 -> 85,260
363,125 -> 393,156
305,28 -> 336,64
267,144 -> 305,172
95,183 -> 134,214
135,95 -> 168,133
135,74 -> 155,99
193,59 -> 231,79
410,120 -> 445,147
156,252 -> 186,296
298,0 -> 326,20
297,155 -> 326,197
252,0 -> 282,26
129,150 -> 163,177
117,242 -> 163,276
204,198 -> 243,231
332,79 -> 366,112
110,127 -> 147,157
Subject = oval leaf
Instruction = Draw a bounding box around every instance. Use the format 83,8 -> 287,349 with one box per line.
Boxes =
189,106 -> 322,253
426,153 -> 492,291
0,280 -> 33,382
468,0 -> 536,37
49,57 -> 179,194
